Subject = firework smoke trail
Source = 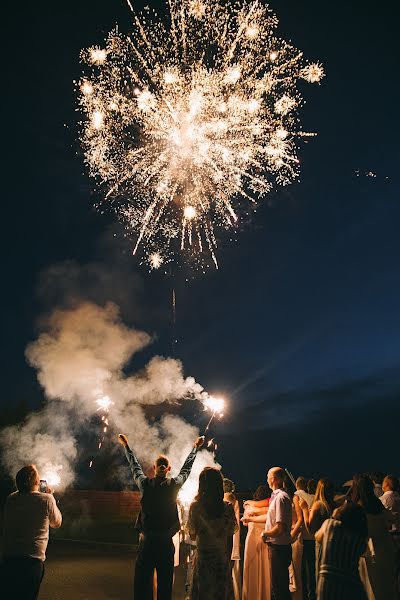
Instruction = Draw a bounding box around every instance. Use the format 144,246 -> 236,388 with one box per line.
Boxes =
0,301 -> 219,490
78,0 -> 324,269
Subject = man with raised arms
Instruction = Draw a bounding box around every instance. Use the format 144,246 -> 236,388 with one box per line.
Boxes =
118,433 -> 204,600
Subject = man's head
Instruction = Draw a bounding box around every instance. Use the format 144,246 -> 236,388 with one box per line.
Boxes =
296,477 -> 308,491
267,467 -> 286,491
16,465 -> 40,493
383,475 -> 399,493
154,455 -> 171,478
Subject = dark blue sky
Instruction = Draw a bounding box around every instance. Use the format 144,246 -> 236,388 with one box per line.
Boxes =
2,0 -> 399,488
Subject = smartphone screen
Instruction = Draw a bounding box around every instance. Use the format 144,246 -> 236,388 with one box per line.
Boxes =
39,480 -> 47,493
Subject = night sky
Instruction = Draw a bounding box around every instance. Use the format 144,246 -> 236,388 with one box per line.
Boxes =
2,0 -> 399,489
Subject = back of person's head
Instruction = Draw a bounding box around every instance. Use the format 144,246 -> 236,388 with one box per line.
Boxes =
154,455 -> 170,477
335,502 -> 368,539
296,477 -> 308,491
196,467 -> 224,518
383,475 -> 399,492
253,484 -> 271,501
223,478 -> 235,494
307,478 -> 317,495
16,465 -> 39,493
268,467 -> 286,489
314,478 -> 335,512
351,474 -> 384,515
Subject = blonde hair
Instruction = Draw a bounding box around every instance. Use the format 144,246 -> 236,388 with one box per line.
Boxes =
313,478 -> 335,514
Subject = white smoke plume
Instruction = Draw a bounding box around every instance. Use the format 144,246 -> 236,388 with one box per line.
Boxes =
0,300 -> 217,493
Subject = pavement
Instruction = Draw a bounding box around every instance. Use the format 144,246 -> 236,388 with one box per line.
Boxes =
39,540 -> 187,600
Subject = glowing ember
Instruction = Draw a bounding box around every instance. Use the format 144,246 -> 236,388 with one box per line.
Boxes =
184,205 -> 197,220
301,63 -> 325,84
78,0 -> 323,269
149,252 -> 164,269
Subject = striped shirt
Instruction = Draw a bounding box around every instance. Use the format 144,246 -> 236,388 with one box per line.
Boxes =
319,518 -> 366,583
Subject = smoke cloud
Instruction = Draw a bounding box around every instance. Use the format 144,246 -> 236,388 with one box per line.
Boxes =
0,300 -> 216,493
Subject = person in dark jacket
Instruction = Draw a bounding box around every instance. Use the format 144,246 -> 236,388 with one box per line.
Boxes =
118,433 -> 204,600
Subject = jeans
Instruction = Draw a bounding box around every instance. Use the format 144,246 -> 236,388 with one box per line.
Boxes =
134,534 -> 175,600
2,556 -> 44,600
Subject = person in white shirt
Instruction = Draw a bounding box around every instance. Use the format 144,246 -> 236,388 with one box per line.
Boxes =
2,464 -> 62,599
380,475 -> 400,536
261,467 -> 292,600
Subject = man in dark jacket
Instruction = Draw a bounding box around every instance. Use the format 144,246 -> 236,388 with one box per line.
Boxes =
118,433 -> 204,600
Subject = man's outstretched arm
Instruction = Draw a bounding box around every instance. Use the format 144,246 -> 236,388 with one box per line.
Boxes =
118,434 -> 146,493
174,436 -> 204,489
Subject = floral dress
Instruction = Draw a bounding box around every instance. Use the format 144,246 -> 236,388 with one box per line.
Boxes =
188,500 -> 237,600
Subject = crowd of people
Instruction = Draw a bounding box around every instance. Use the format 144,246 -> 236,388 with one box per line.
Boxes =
1,434 -> 399,600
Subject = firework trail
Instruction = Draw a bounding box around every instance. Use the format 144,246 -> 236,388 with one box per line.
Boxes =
78,0 -> 323,269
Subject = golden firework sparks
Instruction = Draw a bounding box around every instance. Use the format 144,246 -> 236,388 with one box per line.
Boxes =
78,0 -> 323,268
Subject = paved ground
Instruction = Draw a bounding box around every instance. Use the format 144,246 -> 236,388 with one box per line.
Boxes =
39,541 -> 187,600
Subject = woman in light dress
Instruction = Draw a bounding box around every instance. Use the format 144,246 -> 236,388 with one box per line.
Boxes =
299,478 -> 335,584
352,474 -> 398,600
223,478 -> 242,600
188,467 -> 237,600
241,484 -> 271,600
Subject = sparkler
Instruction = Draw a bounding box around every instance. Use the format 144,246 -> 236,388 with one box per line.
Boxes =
92,395 -> 114,461
202,396 -> 225,435
78,0 -> 323,268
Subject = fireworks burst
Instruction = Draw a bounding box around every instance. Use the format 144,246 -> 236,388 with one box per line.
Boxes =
78,0 -> 323,268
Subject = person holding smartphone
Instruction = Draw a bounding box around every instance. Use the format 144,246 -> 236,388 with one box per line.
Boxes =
118,433 -> 204,600
2,464 -> 62,599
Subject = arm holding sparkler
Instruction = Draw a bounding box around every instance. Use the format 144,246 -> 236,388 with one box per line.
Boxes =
118,434 -> 146,492
173,436 -> 205,489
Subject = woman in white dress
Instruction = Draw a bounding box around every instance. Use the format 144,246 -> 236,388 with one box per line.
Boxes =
241,484 -> 271,600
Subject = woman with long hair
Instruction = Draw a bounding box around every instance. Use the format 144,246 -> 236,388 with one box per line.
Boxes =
352,474 -> 397,600
188,467 -> 237,600
315,502 -> 368,599
299,477 -> 336,585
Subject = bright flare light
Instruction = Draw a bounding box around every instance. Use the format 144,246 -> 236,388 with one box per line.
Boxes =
96,395 -> 113,411
203,395 -> 225,416
178,477 -> 198,508
78,0 -> 323,268
42,464 -> 62,488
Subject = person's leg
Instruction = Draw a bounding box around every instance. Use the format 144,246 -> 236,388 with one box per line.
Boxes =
134,538 -> 156,600
302,540 -> 316,600
2,557 -> 44,600
155,538 -> 175,600
268,544 -> 292,600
